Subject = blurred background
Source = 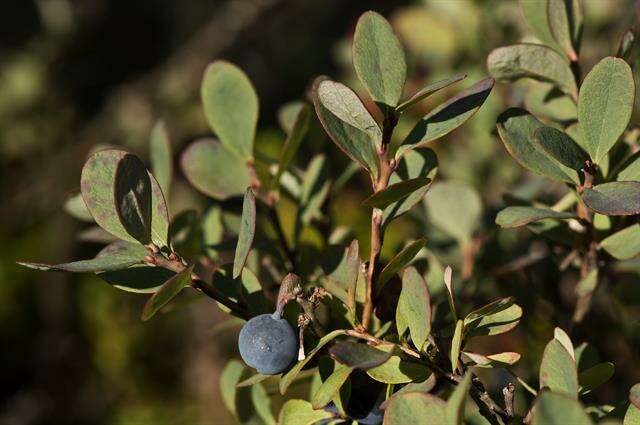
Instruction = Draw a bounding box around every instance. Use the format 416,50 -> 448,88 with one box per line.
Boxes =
1,0 -> 638,424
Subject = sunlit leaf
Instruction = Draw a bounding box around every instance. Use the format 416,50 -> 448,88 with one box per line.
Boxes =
548,0 -> 581,61
311,364 -> 353,409
446,374 -> 471,425
451,320 -> 463,372
582,182 -> 640,216
532,392 -> 593,425
384,392 -> 447,424
520,0 -> 561,52
464,297 -> 522,338
601,224 -> 640,260
366,344 -> 429,384
149,120 -> 172,196
278,399 -> 334,425
462,351 -> 521,368
141,265 -> 193,321
396,74 -> 466,113
539,339 -> 579,398
396,267 -> 431,351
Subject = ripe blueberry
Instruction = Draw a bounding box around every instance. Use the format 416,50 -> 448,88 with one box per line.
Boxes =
238,313 -> 297,375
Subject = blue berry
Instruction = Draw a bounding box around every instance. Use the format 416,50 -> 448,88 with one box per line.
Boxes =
238,313 -> 297,375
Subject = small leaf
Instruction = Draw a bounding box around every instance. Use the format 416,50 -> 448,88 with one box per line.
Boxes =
615,151 -> 640,181
280,330 -> 347,395
533,126 -> 588,173
237,373 -> 270,388
496,108 -> 577,183
617,28 -> 636,62
444,266 -> 458,321
487,44 -> 577,99
631,383 -> 640,409
547,0 -> 580,61
313,78 -> 381,178
446,374 -> 471,425
601,224 -> 640,260
578,57 -> 635,163
181,138 -> 250,200
278,399 -> 334,425
375,238 -> 425,295
233,188 -> 256,279
141,265 -> 193,321
353,11 -> 406,108
464,298 -> 522,338
576,268 -> 598,297
345,240 -> 360,319
64,193 -> 93,222
524,82 -> 577,121
311,365 -> 353,409
532,392 -> 593,425
98,264 -> 174,293
251,383 -> 276,425
384,392 -> 447,424
539,339 -> 579,398
278,101 -> 305,135
299,154 -> 331,225
329,341 -> 392,370
451,320 -> 463,372
366,347 -> 429,384
274,104 -> 310,186
554,327 -> 575,360
400,78 -> 494,152
496,206 -> 575,228
114,154 -> 153,244
396,74 -> 466,113
220,360 -> 246,417
379,375 -> 437,410
18,241 -> 146,273
149,120 -> 172,197
149,173 -> 170,248
363,177 -> 431,209
424,181 -> 482,243
462,351 -> 521,368
582,182 -> 640,216
396,267 -> 431,351
201,61 -> 258,159
579,362 -> 614,395
520,0 -> 561,52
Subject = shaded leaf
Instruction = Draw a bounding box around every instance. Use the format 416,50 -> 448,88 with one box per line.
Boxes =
462,351 -> 521,368
424,181 -> 482,243
274,103 -> 310,185
532,392 -> 593,425
278,101 -> 305,135
539,339 -> 579,398
451,320 -> 463,372
396,74 -> 466,113
329,341 -> 392,370
554,327 -> 575,360
278,399 -> 334,425
446,374 -> 471,425
631,383 -> 640,409
149,120 -> 172,196
363,177 -> 431,209
496,108 -> 577,183
299,154 -> 331,225
520,0 -> 561,52
280,330 -> 346,395
579,362 -> 614,395
233,188 -> 256,279
524,82 -> 576,121
375,238 -> 425,295
141,265 -> 193,321
601,224 -> 640,260
353,11 -> 406,108
487,44 -> 577,99
548,0 -> 580,61
617,28 -> 636,62
366,344 -> 429,384
250,383 -> 276,425
97,264 -> 174,293
533,126 -> 587,173
313,78 -> 381,177
236,373 -> 270,388
615,151 -> 640,181
64,193 -> 93,222
114,154 -> 152,244
181,138 -> 250,200
383,392 -> 447,424
464,298 -> 522,338
201,61 -> 258,159
379,374 -> 437,410
496,206 -> 575,228
582,182 -> 640,216
220,360 -> 246,417
578,57 -> 634,163
396,267 -> 431,351
311,365 -> 353,409
400,78 -> 494,152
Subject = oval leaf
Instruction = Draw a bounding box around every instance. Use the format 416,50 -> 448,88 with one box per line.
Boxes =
363,177 -> 431,209
532,392 -> 593,425
548,0 -> 579,61
141,264 -> 194,321
533,126 -> 588,172
496,206 -> 575,228
451,320 -> 463,372
582,181 -> 640,216
539,339 -> 579,398
149,120 -> 172,196
366,344 -> 429,384
353,11 -> 406,108
447,374 -> 471,425
114,154 -> 153,244
601,224 -> 640,260
424,181 -> 482,243
578,57 -> 634,163
329,341 -> 392,370
233,188 -> 256,279
579,362 -> 614,395
384,392 -> 447,424
396,267 -> 431,351
278,399 -> 334,425
201,61 -> 258,159
375,238 -> 426,295
311,365 -> 353,410
396,74 -> 466,113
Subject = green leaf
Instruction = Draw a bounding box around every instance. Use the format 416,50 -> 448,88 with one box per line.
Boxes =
233,188 -> 256,279
617,28 -> 636,62
97,264 -> 174,293
615,151 -> 640,181
384,392 -> 447,424
311,364 -> 353,409
353,11 -> 406,108
366,350 -> 429,384
400,78 -> 494,152
547,0 -> 580,61
540,339 -> 579,398
237,373 -> 270,388
363,177 -> 431,209
375,238 -> 426,295
329,341 -> 392,370
382,149 -> 438,228
532,392 -> 593,425
202,206 -> 223,261
424,182 -> 482,243
278,399 -> 334,425
554,327 -> 575,360
582,182 -> 640,216
64,193 -> 93,222
18,240 -> 146,273
601,224 -> 640,260
578,57 -> 635,163
149,172 -> 170,248
496,206 -> 575,228
274,103 -> 310,186
251,383 -> 276,425
299,154 -> 331,225
313,78 -> 381,178
114,153 -> 153,244
462,351 -> 521,368
579,362 -> 614,395
625,402 -> 640,425
631,383 -> 640,409
278,101 -> 305,135
396,267 -> 431,351
520,0 -> 561,52
149,120 -> 172,197
380,375 -> 437,410
280,329 -> 346,394
576,268 -> 598,297
201,61 -> 258,159
220,360 -> 246,417
487,44 -> 577,99
533,126 -> 587,173
396,74 -> 466,113
524,82 -> 577,121
447,374 -> 471,425
344,240 -> 360,321
141,265 -> 193,321
181,138 -> 250,200
496,108 -> 577,183
464,298 -> 522,338
451,320 -> 463,372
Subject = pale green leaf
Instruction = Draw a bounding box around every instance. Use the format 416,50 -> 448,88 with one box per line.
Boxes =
141,265 -> 193,321
539,339 -> 579,398
149,120 -> 172,196
233,188 -> 256,279
496,206 -> 575,228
